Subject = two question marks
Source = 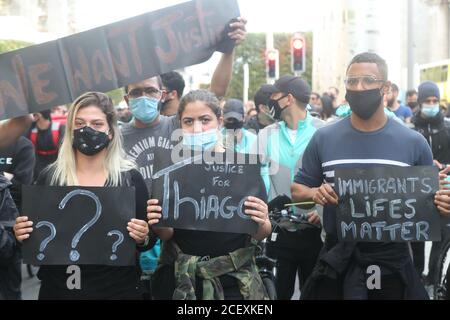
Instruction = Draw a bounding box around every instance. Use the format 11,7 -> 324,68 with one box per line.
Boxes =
36,189 -> 124,262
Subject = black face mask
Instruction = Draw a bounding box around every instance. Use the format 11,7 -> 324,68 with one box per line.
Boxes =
268,95 -> 289,120
224,120 -> 244,130
345,88 -> 383,120
408,102 -> 418,110
73,126 -> 110,156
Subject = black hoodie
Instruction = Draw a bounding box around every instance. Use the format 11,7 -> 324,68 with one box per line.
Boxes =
0,175 -> 21,300
413,112 -> 450,164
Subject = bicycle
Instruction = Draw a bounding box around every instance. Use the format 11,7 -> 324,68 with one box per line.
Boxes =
256,195 -> 320,300
433,237 -> 450,300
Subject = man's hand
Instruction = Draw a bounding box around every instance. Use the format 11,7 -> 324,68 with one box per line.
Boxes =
312,183 -> 339,206
228,17 -> 247,46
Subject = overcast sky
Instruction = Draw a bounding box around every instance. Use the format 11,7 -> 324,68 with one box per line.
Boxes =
75,0 -> 317,33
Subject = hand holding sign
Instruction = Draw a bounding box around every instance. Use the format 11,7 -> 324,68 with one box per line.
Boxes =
244,196 -> 269,226
228,17 -> 247,46
126,218 -> 149,245
435,190 -> 450,217
13,216 -> 33,242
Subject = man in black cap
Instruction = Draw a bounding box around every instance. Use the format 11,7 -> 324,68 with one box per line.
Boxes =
244,84 -> 276,133
222,99 -> 257,153
257,75 -> 324,300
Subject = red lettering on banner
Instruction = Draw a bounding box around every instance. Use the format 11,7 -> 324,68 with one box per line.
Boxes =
29,63 -> 58,105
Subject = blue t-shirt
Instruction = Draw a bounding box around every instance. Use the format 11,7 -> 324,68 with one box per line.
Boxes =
393,105 -> 413,122
294,117 -> 433,236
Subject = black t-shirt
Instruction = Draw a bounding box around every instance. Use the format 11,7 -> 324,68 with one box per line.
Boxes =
35,168 -> 150,300
173,229 -> 248,258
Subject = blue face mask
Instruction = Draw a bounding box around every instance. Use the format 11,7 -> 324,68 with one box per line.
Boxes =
422,104 -> 440,118
183,129 -> 218,151
129,96 -> 159,124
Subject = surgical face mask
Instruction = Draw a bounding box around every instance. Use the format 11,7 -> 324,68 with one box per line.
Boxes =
345,88 -> 383,120
73,126 -> 110,156
182,129 -> 218,151
129,96 -> 159,124
421,104 -> 440,118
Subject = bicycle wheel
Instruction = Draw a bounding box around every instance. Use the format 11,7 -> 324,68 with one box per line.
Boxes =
262,276 -> 277,300
434,239 -> 450,300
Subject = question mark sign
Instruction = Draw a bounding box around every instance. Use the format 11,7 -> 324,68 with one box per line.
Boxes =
107,230 -> 124,260
35,221 -> 56,261
59,189 -> 102,262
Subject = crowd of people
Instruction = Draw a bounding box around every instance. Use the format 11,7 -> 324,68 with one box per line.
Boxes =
1,17 -> 450,301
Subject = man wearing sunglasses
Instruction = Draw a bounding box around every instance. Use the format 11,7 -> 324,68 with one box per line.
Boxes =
292,52 -> 434,300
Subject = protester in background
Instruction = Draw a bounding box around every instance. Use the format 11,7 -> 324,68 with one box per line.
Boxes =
386,83 -> 413,123
27,110 -> 65,181
412,81 -> 450,286
51,106 -> 68,126
222,99 -> 257,153
327,86 -> 340,109
148,90 -> 271,300
246,107 -> 257,121
292,52 -> 432,300
0,136 -> 35,211
0,167 -> 22,300
257,75 -> 324,300
116,102 -> 132,127
0,115 -> 32,300
406,89 -> 419,114
160,71 -> 186,117
121,17 -> 247,194
320,94 -> 336,122
309,92 -> 322,113
14,92 -> 155,299
244,85 -> 276,133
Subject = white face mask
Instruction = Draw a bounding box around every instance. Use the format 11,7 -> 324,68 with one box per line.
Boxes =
421,104 -> 440,118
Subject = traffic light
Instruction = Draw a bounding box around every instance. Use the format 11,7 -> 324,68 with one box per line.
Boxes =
266,49 -> 279,80
291,34 -> 305,74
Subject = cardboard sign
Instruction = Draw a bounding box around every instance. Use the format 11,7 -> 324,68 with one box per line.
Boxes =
152,150 -> 266,235
336,166 -> 441,242
22,186 -> 136,266
0,0 -> 239,120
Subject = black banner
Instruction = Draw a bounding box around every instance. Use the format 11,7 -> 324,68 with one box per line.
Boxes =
152,150 -> 266,235
21,186 -> 136,266
0,0 -> 239,120
335,166 -> 441,242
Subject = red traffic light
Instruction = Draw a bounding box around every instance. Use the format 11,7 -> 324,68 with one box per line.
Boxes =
291,34 -> 305,73
292,38 -> 304,50
266,49 -> 278,79
267,50 -> 277,61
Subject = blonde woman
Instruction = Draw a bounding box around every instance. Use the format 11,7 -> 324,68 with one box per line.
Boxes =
14,92 -> 154,300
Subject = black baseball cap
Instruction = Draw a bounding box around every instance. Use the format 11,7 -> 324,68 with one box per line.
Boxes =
254,84 -> 277,110
267,75 -> 311,104
223,99 -> 245,121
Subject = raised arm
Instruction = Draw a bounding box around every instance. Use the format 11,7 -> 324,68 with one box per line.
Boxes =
209,17 -> 247,98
